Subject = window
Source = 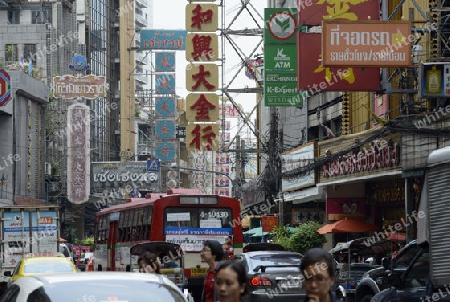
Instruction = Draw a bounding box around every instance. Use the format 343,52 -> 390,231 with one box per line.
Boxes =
164,208 -> 232,229
403,251 -> 429,288
5,44 -> 18,61
24,44 -> 37,64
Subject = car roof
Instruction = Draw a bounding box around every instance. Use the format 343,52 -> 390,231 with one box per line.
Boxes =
240,250 -> 302,257
23,256 -> 72,264
17,271 -> 179,290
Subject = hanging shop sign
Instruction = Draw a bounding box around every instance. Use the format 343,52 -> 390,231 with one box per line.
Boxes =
186,93 -> 219,122
186,124 -> 219,152
155,74 -> 175,94
140,30 -> 187,50
67,104 -> 90,204
419,62 -> 450,98
185,4 -> 219,32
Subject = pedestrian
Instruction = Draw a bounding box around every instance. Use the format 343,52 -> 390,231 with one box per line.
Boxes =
138,251 -> 159,274
215,260 -> 247,302
300,248 -> 339,302
200,240 -> 224,302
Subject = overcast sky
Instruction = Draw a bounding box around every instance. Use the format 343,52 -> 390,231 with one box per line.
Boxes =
151,0 -> 265,116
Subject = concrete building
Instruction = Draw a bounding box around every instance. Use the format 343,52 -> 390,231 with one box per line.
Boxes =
0,71 -> 49,206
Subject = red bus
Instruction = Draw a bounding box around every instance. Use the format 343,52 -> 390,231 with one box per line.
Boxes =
93,189 -> 243,298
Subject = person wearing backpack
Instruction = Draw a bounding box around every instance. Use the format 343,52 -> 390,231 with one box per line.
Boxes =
200,240 -> 224,302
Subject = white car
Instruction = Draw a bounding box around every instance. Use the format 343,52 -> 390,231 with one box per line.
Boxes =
0,272 -> 189,302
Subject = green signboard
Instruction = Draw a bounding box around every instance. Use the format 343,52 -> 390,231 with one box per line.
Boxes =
264,71 -> 305,107
264,45 -> 297,71
264,8 -> 298,45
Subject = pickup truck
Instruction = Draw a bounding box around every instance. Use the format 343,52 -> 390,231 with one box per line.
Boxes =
355,240 -> 419,301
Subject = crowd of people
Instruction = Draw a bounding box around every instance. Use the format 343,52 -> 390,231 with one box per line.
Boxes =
136,239 -> 338,302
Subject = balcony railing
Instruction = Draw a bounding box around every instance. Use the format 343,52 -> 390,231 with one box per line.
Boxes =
135,14 -> 147,26
0,60 -> 44,80
135,0 -> 147,8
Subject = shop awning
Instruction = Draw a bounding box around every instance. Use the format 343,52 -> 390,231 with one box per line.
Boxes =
316,170 -> 402,187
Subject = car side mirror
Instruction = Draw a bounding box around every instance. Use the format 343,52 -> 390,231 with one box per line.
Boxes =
382,257 -> 391,270
4,271 -> 12,277
387,272 -> 402,288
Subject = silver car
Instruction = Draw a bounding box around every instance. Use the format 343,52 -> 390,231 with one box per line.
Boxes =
0,272 -> 189,302
233,250 -> 305,302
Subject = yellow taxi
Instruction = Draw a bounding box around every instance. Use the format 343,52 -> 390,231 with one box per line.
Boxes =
6,252 -> 77,286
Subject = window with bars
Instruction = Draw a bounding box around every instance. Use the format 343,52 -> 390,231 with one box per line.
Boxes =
5,44 -> 18,61
24,44 -> 37,64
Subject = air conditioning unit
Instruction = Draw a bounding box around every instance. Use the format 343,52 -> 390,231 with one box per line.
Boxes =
45,162 -> 52,176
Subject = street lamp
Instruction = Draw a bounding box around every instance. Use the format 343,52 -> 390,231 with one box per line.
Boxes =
163,164 -> 240,199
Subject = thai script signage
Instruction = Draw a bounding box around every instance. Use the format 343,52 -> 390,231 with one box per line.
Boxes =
140,30 -> 187,50
321,138 -> 400,179
322,21 -> 412,67
91,161 -> 159,192
53,75 -> 108,99
67,104 -> 90,204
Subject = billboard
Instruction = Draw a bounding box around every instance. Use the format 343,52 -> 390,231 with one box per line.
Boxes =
140,30 -> 187,50
298,0 -> 380,26
322,21 -> 412,67
297,33 -> 380,92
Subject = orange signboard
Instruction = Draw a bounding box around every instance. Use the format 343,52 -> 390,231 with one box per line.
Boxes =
322,21 -> 412,67
262,216 -> 279,233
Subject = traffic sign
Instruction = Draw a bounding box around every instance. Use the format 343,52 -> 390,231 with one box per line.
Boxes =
0,70 -> 11,107
146,158 -> 161,173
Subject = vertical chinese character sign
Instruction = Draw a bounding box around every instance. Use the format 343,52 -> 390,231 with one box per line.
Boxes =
67,103 -> 90,204
185,2 -> 220,194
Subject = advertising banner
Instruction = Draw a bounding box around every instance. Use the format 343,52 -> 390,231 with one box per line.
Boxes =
297,33 -> 380,92
322,21 -> 412,67
52,75 -> 107,99
298,0 -> 380,26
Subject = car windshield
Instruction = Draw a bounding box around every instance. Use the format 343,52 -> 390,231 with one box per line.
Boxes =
24,262 -> 74,274
39,280 -> 186,302
249,254 -> 301,273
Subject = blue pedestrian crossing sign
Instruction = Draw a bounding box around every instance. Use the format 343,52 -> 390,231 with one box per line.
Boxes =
147,158 -> 161,173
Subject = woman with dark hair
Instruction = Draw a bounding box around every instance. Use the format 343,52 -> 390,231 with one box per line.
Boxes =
200,240 -> 225,302
138,251 -> 159,274
300,248 -> 339,302
215,260 -> 247,302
